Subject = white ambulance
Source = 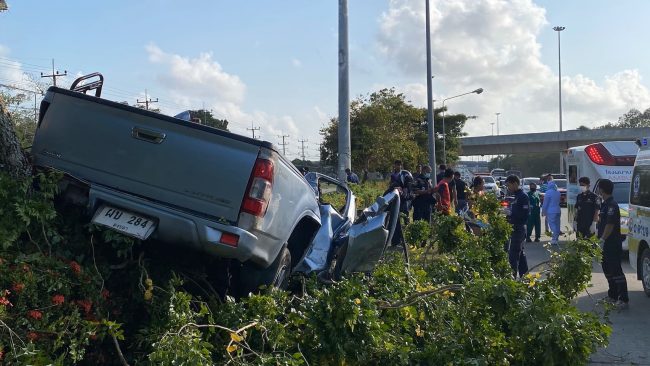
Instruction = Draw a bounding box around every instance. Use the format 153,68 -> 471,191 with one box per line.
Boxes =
628,137 -> 650,296
565,141 -> 637,251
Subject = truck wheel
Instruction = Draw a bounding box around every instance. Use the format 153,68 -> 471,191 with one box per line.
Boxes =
642,248 -> 650,297
236,247 -> 291,297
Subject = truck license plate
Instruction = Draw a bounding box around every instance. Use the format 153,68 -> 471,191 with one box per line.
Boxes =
92,205 -> 156,240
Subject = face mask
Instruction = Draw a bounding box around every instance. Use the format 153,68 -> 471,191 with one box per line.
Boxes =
424,173 -> 431,179
580,186 -> 588,193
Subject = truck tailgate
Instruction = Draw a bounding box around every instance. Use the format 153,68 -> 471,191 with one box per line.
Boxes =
33,88 -> 263,223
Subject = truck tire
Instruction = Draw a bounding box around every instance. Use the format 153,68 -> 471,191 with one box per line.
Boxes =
642,248 -> 650,297
236,247 -> 291,297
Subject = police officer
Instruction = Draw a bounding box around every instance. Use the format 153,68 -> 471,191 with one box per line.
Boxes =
573,177 -> 599,238
597,179 -> 629,308
505,175 -> 530,278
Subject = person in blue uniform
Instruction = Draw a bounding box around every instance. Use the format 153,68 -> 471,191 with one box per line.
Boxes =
596,179 -> 629,309
505,175 -> 530,278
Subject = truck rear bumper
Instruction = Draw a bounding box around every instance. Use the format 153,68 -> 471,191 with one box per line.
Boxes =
88,184 -> 270,265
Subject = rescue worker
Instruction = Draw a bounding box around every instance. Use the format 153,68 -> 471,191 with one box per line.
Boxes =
412,165 -> 433,222
541,181 -> 561,246
573,177 -> 599,238
505,175 -> 530,278
453,171 -> 468,214
596,179 -> 629,308
526,182 -> 541,242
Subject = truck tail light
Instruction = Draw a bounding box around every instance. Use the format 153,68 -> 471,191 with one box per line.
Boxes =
241,158 -> 274,217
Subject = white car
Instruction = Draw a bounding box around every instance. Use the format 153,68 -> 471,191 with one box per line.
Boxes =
481,176 -> 499,194
522,177 -> 541,194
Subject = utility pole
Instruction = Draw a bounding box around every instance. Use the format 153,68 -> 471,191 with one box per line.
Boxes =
298,139 -> 308,162
337,0 -> 351,181
40,59 -> 67,87
247,121 -> 260,139
278,134 -> 290,156
425,0 -> 436,169
136,89 -> 158,111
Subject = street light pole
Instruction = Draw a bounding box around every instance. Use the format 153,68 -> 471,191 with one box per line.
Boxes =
553,26 -> 565,133
495,112 -> 501,136
490,122 -> 495,136
440,88 -> 483,165
425,0 -> 436,168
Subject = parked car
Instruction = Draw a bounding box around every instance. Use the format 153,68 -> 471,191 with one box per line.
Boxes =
31,74 -> 398,294
477,175 -> 499,195
521,177 -> 541,194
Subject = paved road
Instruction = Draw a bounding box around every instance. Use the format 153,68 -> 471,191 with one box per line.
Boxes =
525,208 -> 650,365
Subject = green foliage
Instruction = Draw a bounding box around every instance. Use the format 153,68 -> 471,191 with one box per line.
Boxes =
0,174 -> 610,365
189,109 -> 229,131
320,88 -> 471,172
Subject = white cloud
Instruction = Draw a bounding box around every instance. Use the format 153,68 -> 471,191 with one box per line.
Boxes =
291,58 -> 302,68
0,45 -> 28,86
145,44 -> 310,149
377,0 -> 650,136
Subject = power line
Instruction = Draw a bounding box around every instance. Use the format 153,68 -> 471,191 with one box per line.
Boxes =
136,89 -> 159,111
247,121 -> 260,139
40,59 -> 67,87
278,134 -> 290,156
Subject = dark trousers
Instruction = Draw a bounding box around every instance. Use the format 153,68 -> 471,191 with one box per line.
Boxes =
413,201 -> 432,222
577,224 -> 593,239
391,209 -> 410,246
527,212 -> 541,240
602,245 -> 629,302
507,226 -> 529,278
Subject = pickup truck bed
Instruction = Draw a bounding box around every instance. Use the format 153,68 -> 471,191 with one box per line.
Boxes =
32,79 -> 321,293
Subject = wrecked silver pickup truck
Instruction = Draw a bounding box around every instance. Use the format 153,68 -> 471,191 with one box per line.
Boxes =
31,73 -> 399,294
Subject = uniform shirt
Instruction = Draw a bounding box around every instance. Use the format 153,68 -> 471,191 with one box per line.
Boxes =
508,188 -> 530,226
455,179 -> 467,200
412,174 -> 433,206
527,191 -> 540,213
575,191 -> 600,228
597,196 -> 621,243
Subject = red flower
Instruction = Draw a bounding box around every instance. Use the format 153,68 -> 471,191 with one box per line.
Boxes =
76,299 -> 92,314
0,292 -> 12,307
52,294 -> 65,305
69,261 -> 82,275
12,283 -> 25,293
101,289 -> 110,300
27,332 -> 39,342
27,310 -> 42,320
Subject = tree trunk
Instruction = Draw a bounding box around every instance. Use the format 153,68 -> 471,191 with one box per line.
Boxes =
0,101 -> 31,180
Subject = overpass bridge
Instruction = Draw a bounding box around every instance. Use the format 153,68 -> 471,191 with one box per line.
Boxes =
459,127 -> 650,156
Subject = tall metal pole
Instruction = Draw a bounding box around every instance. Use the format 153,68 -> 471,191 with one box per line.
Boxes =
554,26 -> 565,132
495,112 -> 500,136
337,0 -> 351,181
425,0 -> 436,169
491,122 -> 494,136
441,101 -> 447,165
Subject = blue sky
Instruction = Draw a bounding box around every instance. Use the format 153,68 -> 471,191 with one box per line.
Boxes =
2,0 -> 650,160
